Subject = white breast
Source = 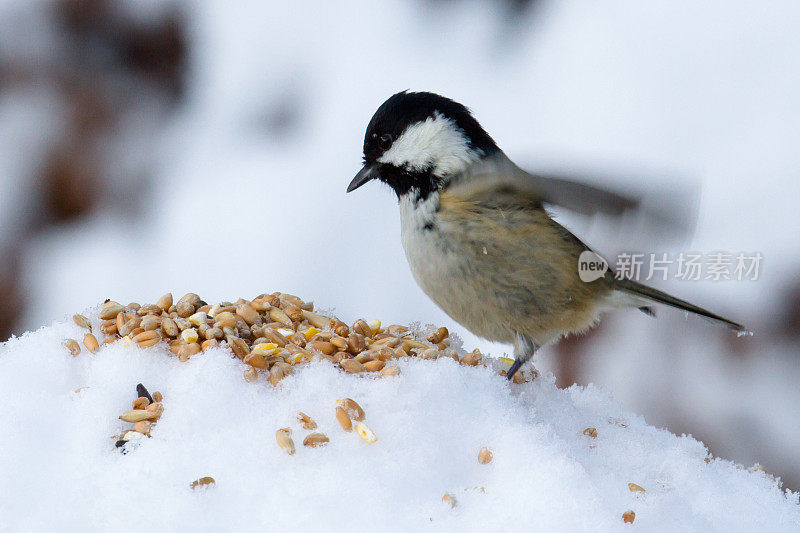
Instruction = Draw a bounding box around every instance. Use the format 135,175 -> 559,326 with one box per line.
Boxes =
397,191 -> 515,343
398,192 -> 467,312
399,192 -> 447,287
398,191 -> 439,234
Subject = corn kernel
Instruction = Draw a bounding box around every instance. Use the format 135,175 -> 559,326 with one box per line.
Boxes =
277,328 -> 294,338
283,352 -> 303,365
303,327 -> 320,341
252,342 -> 277,356
368,320 -> 381,335
355,422 -> 377,443
188,312 -> 208,327
181,328 -> 199,344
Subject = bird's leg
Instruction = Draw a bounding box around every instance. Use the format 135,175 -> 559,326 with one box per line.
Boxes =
507,333 -> 540,381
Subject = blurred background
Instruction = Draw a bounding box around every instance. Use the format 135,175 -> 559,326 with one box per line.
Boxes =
1,0 -> 799,488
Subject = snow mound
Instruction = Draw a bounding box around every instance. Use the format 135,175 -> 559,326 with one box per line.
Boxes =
1,317 -> 798,532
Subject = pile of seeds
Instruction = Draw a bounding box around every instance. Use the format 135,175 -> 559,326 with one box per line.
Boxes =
61,293 -> 547,511
337,397 -> 377,443
275,398 -> 377,455
66,291 -> 536,384
114,383 -> 164,450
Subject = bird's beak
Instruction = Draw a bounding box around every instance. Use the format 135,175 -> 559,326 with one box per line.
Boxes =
347,164 -> 377,193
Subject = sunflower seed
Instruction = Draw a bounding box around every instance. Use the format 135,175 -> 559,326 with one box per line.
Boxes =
339,398 -> 365,421
190,477 -> 215,489
427,326 -> 449,344
99,301 -> 125,320
119,409 -> 159,422
335,406 -> 352,431
276,428 -> 295,455
303,432 -> 329,447
628,483 -> 645,493
297,412 -> 317,430
73,314 -> 92,331
478,447 -> 493,464
62,339 -> 81,356
380,366 -> 401,377
83,333 -> 99,353
156,293 -> 173,311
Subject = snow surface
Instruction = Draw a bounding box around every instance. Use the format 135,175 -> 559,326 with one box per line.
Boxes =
1,312 -> 798,532
5,0 -> 800,485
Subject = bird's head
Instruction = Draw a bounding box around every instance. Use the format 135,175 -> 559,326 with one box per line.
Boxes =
347,91 -> 498,200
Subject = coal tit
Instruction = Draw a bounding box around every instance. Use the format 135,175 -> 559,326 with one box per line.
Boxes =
347,91 -> 744,380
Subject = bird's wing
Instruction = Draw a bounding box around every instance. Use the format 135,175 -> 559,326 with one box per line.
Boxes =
441,155 -> 597,254
448,152 -> 640,217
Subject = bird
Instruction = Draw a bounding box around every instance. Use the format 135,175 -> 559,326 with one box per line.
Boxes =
346,91 -> 744,381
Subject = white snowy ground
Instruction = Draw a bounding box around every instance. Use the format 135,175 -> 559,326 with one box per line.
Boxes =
1,313 -> 798,532
4,0 -> 800,486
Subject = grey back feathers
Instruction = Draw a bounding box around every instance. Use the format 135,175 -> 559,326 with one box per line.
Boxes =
448,152 -> 641,218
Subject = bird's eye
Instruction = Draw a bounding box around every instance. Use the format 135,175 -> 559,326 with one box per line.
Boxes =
379,134 -> 393,150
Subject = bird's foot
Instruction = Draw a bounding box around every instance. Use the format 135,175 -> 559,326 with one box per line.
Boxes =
506,360 -> 540,383
506,359 -> 523,381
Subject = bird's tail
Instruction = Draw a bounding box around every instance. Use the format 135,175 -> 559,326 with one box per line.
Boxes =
613,278 -> 745,332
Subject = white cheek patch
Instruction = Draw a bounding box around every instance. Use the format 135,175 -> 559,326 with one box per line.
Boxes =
378,112 -> 483,177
